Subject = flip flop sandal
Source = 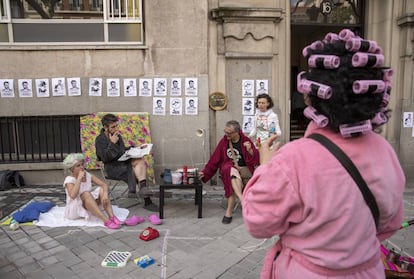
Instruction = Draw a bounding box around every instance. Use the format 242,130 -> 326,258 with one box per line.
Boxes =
147,214 -> 162,225
124,215 -> 145,226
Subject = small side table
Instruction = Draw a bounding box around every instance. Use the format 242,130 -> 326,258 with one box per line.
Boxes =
159,182 -> 203,219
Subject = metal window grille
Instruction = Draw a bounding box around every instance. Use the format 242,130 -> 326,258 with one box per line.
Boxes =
0,115 -> 83,163
104,0 -> 141,22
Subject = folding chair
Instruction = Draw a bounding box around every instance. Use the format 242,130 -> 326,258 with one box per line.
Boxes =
97,163 -> 129,205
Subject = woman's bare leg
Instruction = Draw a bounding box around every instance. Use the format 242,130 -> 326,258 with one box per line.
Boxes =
97,187 -> 115,218
81,192 -> 109,222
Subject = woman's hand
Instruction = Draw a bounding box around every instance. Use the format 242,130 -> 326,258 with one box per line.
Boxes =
260,134 -> 281,165
77,170 -> 86,182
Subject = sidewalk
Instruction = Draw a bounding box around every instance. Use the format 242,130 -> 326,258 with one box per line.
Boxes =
0,182 -> 413,279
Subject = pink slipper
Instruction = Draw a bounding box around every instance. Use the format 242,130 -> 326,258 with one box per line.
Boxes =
104,219 -> 120,229
111,216 -> 123,225
124,215 -> 145,226
147,214 -> 162,225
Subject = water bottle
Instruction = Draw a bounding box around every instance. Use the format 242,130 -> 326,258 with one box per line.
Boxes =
10,219 -> 20,231
269,122 -> 276,136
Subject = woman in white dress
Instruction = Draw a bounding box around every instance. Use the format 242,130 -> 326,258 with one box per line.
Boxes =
62,153 -> 122,229
249,94 -> 282,145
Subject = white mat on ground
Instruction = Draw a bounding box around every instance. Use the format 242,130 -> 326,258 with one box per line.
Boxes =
34,206 -> 129,227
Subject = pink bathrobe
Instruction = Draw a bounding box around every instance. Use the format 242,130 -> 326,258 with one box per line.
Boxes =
243,122 -> 405,279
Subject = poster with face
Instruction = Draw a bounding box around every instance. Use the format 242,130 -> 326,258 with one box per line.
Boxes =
67,78 -> 81,96
185,97 -> 198,115
52,78 -> 66,96
185,78 -> 198,96
139,78 -> 152,97
170,97 -> 183,115
170,78 -> 182,96
123,78 -> 137,97
403,112 -> 413,128
36,78 -> 50,98
0,79 -> 15,98
107,78 -> 120,97
89,78 -> 102,96
18,79 -> 33,98
153,97 -> 166,115
243,116 -> 254,134
256,79 -> 268,95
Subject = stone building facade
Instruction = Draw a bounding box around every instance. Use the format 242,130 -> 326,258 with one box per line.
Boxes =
0,0 -> 413,185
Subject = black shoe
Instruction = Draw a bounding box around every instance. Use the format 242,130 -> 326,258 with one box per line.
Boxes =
222,216 -> 232,224
143,203 -> 159,212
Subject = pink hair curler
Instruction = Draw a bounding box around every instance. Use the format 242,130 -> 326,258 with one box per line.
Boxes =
339,29 -> 356,41
371,111 -> 388,126
339,120 -> 372,138
308,55 -> 340,69
353,80 -> 386,94
352,52 -> 384,68
302,40 -> 324,57
303,106 -> 329,127
345,38 -> 378,53
324,32 -> 340,43
382,69 -> 394,82
381,92 -> 391,107
297,78 -> 332,99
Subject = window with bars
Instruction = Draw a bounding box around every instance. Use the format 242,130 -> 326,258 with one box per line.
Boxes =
0,0 -> 143,43
0,115 -> 83,163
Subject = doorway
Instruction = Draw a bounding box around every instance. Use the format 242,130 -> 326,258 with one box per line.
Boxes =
289,0 -> 365,140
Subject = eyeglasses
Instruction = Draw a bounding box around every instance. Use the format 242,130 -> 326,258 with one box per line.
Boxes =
224,130 -> 236,136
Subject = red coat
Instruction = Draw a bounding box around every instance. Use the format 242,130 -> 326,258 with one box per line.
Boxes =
201,132 -> 259,197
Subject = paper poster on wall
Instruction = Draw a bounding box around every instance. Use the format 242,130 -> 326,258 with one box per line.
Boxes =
256,79 -> 268,95
154,78 -> 167,96
52,78 -> 66,96
185,97 -> 198,115
139,78 -> 152,97
153,97 -> 166,115
242,80 -> 254,97
170,78 -> 182,96
0,79 -> 15,98
36,78 -> 50,98
243,115 -> 254,134
89,78 -> 102,96
67,78 -> 81,96
403,112 -> 413,128
18,79 -> 33,98
242,98 -> 254,115
123,78 -> 137,97
185,78 -> 198,96
107,78 -> 120,97
170,97 -> 183,115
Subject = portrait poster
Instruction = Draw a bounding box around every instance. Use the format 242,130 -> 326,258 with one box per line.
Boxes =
170,97 -> 183,115
67,77 -> 81,96
18,79 -> 33,98
170,78 -> 182,96
153,97 -> 166,116
123,78 -> 137,97
243,115 -> 254,134
185,97 -> 198,115
242,98 -> 254,115
403,112 -> 413,128
0,79 -> 15,98
139,78 -> 152,97
36,78 -> 50,98
106,78 -> 120,97
154,78 -> 167,96
256,79 -> 269,95
89,78 -> 102,96
52,77 -> 66,96
242,80 -> 254,97
185,78 -> 198,96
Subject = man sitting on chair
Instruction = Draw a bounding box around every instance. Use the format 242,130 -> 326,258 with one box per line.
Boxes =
95,113 -> 158,212
199,120 -> 259,224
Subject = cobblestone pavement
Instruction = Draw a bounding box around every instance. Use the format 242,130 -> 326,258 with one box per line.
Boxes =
0,183 -> 413,279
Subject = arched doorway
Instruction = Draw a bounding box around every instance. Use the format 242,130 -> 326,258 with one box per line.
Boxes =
289,0 -> 365,140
